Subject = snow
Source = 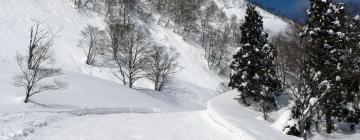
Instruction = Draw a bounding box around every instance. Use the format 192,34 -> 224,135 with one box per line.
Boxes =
336,76 -> 341,81
149,25 -> 224,92
310,30 -> 316,35
0,0 -> 224,108
0,62 -> 180,112
24,111 -> 238,140
242,53 -> 249,58
309,97 -> 318,106
0,0 -> 232,139
213,0 -> 288,34
337,32 -> 345,38
254,73 -> 259,79
273,110 -> 293,131
0,112 -> 71,139
0,61 -> 233,139
314,71 -> 322,80
0,0 -> 357,138
0,0 -> 318,140
355,15 -> 360,20
207,90 -> 298,140
0,0 -> 103,68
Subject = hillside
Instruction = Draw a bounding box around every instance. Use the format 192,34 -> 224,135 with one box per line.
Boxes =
0,0 -> 292,140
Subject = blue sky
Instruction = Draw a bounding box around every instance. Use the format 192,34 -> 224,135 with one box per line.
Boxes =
251,0 -> 308,15
249,0 -> 360,23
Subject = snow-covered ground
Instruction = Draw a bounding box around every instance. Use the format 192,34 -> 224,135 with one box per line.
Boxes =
207,90 -> 298,140
208,90 -> 360,140
24,111 -> 238,140
0,0 -> 304,140
0,62 -> 180,113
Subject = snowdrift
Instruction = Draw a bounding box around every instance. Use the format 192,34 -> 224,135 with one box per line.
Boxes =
0,62 -> 180,113
207,90 -> 298,140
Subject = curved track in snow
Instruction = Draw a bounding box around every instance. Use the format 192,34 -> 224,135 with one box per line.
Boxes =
23,111 -> 238,140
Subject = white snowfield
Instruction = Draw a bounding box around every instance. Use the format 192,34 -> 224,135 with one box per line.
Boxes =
214,0 -> 288,35
208,90 -> 298,140
0,0 -> 302,140
24,111 -> 239,140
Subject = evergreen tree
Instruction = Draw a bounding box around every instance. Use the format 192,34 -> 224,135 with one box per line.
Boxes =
345,15 -> 360,131
300,0 -> 359,134
348,15 -> 360,73
229,4 -> 281,120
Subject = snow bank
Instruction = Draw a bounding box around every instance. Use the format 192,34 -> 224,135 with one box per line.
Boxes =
25,111 -> 239,140
207,90 -> 298,140
0,62 -> 179,113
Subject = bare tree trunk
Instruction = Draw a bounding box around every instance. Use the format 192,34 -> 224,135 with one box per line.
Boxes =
326,110 -> 332,134
24,88 -> 31,103
28,27 -> 34,69
128,75 -> 133,88
201,31 -> 205,48
154,80 -> 159,91
261,99 -> 269,121
85,45 -> 93,65
303,130 -> 307,140
165,19 -> 170,27
121,70 -> 126,85
114,62 -> 127,85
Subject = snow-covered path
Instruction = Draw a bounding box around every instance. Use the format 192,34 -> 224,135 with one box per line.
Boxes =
24,111 -> 237,140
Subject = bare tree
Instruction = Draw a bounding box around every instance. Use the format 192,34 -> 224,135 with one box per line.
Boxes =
74,0 -> 103,13
26,22 -> 52,70
114,27 -> 151,88
14,22 -> 65,103
105,0 -> 138,25
145,45 -> 179,91
106,20 -> 133,85
79,25 -> 106,65
202,25 -> 232,76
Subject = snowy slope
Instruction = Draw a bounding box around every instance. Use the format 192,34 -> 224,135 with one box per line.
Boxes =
208,91 -> 360,139
0,0 -> 289,94
24,111 -> 239,140
0,0 -> 103,68
0,0 -> 294,139
0,62 -> 180,113
214,0 -> 288,34
0,0 -> 222,110
207,90 -> 299,140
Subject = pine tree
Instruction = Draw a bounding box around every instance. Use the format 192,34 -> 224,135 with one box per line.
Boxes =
300,0 -> 359,134
348,15 -> 360,72
229,4 -> 281,120
345,15 -> 360,131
